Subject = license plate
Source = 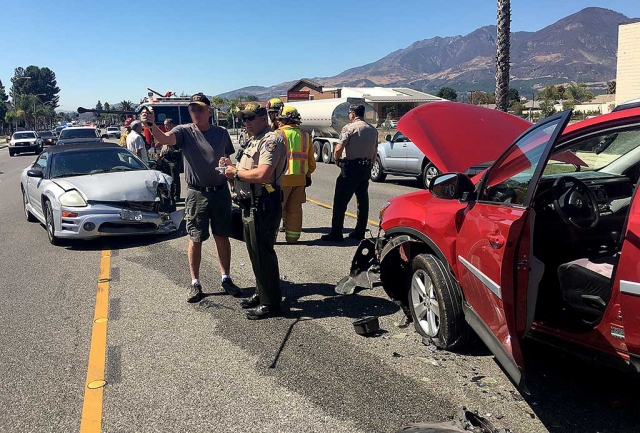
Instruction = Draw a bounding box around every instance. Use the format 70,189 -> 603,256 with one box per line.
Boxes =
119,209 -> 143,221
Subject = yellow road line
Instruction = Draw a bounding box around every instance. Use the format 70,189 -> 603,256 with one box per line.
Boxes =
80,250 -> 111,433
307,198 -> 379,227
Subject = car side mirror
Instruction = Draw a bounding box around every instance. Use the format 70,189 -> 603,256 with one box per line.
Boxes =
429,173 -> 475,200
385,134 -> 392,142
27,169 -> 44,178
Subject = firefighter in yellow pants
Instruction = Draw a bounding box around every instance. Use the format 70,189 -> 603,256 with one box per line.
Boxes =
277,106 -> 316,243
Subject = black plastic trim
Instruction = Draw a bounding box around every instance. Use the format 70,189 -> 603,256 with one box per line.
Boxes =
384,226 -> 447,264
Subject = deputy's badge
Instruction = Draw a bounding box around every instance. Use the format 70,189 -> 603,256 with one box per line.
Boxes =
265,141 -> 277,152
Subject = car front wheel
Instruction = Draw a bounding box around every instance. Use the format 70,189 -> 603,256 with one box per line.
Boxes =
44,200 -> 60,246
408,254 -> 466,350
370,157 -> 387,182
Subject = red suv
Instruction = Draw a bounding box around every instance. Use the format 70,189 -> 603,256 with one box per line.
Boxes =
345,102 -> 640,388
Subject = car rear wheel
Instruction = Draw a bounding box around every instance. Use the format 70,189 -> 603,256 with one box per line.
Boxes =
408,254 -> 466,350
44,200 -> 60,246
422,163 -> 440,189
9,150 -> 15,157
22,188 -> 37,222
321,142 -> 333,164
370,156 -> 387,182
313,140 -> 323,162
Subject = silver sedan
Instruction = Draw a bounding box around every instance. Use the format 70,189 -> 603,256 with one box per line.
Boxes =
20,142 -> 183,245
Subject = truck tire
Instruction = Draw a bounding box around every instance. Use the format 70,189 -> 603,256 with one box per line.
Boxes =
421,163 -> 440,189
408,254 -> 467,350
313,140 -> 323,162
321,142 -> 333,164
371,156 -> 387,182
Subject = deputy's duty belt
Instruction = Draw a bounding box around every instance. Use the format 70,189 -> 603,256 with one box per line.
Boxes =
188,184 -> 227,193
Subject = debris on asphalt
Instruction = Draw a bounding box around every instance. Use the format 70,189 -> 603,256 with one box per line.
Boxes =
392,333 -> 407,339
392,352 -> 403,358
353,316 -> 381,336
416,357 -> 439,366
470,375 -> 499,389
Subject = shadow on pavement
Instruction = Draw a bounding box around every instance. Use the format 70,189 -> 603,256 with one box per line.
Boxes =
519,339 -> 640,432
281,281 -> 400,321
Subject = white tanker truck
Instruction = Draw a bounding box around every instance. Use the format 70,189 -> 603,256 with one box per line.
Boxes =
287,98 -> 378,164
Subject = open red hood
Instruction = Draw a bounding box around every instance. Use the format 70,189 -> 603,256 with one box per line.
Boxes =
398,102 -> 532,173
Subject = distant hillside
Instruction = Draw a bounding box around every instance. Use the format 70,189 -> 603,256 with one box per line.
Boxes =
219,7 -> 633,98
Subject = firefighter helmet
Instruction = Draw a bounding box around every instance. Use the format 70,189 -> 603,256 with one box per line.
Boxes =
277,106 -> 302,124
266,98 -> 284,113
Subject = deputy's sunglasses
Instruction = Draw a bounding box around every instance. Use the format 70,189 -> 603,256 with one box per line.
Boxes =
243,115 -> 257,122
189,105 -> 207,113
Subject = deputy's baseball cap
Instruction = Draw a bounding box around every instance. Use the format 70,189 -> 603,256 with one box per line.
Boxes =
236,102 -> 268,119
189,92 -> 211,107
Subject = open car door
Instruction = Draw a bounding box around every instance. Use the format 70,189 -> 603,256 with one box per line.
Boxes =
614,185 -> 640,370
455,111 -> 572,388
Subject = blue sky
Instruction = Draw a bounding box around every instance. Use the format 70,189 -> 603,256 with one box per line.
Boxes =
3,0 -> 639,110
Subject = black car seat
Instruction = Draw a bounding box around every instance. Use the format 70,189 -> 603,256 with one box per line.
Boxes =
557,256 -> 617,323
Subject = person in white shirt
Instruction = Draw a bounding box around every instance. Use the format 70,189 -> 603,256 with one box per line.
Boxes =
126,120 -> 148,162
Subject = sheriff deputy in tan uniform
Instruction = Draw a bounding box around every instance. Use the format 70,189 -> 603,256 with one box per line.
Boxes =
219,103 -> 287,320
320,103 -> 378,242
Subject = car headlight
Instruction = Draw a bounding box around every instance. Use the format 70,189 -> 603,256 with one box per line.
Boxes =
379,201 -> 391,221
60,190 -> 87,207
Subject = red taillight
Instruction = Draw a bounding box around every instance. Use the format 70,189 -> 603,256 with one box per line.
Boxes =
61,211 -> 78,218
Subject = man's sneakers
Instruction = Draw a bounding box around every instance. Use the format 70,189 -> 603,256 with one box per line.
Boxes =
319,232 -> 344,242
221,278 -> 241,297
187,283 -> 203,303
240,293 -> 260,309
245,304 -> 283,320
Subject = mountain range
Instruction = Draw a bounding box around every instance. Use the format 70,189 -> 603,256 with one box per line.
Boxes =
219,7 -> 635,100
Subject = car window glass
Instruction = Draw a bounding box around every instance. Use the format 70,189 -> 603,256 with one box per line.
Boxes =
50,149 -> 147,178
542,128 -> 640,176
392,132 -> 408,143
481,118 -> 564,205
60,129 -> 99,139
33,152 -> 48,171
14,132 -> 36,139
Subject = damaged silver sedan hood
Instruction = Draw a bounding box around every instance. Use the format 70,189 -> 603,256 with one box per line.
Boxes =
52,170 -> 171,202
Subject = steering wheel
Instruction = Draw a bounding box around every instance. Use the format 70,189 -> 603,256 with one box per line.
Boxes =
552,176 -> 600,230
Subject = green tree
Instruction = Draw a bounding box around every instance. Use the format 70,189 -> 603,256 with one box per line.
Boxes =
607,80 -> 616,95
10,65 -> 60,108
566,82 -> 594,103
103,102 -> 110,111
95,100 -> 103,122
562,99 -> 576,111
436,86 -> 457,101
511,101 -> 524,116
495,0 -> 511,111
469,91 -> 495,105
245,95 -> 259,101
119,100 -> 134,112
539,100 -> 556,119
0,80 -> 8,133
507,88 -> 520,104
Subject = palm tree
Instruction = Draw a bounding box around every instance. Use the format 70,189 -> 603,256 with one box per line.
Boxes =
566,82 -> 594,103
119,100 -> 134,112
495,0 -> 511,112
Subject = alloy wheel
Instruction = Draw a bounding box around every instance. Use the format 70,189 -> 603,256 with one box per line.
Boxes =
410,269 -> 440,337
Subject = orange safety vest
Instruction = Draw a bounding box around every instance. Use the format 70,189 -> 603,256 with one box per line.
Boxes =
279,125 -> 309,176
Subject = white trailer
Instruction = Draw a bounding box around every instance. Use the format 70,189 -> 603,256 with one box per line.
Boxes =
287,98 -> 378,164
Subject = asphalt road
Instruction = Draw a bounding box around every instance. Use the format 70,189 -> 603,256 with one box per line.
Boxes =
1,137 -> 639,433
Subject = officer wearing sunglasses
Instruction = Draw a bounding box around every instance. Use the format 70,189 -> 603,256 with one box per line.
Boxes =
219,103 -> 287,320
